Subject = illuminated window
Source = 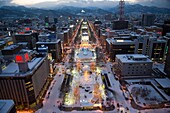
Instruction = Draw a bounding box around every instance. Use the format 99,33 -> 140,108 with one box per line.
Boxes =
29,87 -> 34,91
25,82 -> 31,85
130,46 -> 135,48
116,40 -> 124,42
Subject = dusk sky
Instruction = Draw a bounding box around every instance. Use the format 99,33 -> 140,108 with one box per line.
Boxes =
11,0 -> 137,5
0,0 -> 169,8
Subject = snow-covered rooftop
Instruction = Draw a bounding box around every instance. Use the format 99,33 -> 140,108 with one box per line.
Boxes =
155,78 -> 170,89
106,38 -> 135,45
116,54 -> 152,63
0,100 -> 14,113
39,33 -> 50,37
1,57 -> 42,77
3,44 -> 19,50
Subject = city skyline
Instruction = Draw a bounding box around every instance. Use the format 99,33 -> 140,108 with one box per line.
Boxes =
0,0 -> 170,112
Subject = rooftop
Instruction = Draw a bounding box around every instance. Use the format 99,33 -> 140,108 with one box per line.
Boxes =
0,41 -> 5,46
106,38 -> 135,45
155,78 -> 170,89
39,33 -> 50,37
116,54 -> 152,63
0,56 -> 44,77
36,39 -> 60,44
2,44 -> 20,50
15,32 -> 32,36
0,100 -> 15,113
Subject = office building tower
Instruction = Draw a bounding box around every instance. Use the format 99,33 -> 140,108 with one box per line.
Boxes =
116,54 -> 153,76
0,52 -> 50,109
106,38 -> 137,61
142,14 -> 156,26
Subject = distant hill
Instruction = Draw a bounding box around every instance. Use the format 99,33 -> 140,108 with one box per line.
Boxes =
0,6 -> 74,19
0,6 -> 111,19
107,4 -> 170,14
0,4 -> 170,19
54,6 -> 112,16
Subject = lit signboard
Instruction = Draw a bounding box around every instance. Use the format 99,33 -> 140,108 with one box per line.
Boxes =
15,53 -> 30,63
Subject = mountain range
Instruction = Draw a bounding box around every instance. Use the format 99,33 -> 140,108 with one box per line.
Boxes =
0,4 -> 170,19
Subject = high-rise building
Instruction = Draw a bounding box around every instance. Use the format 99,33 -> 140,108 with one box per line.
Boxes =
54,18 -> 58,24
36,39 -> 62,62
165,33 -> 170,78
14,32 -> 38,49
112,20 -> 128,30
116,54 -> 153,77
134,35 -> 151,55
45,16 -> 49,24
147,37 -> 167,61
163,20 -> 170,36
94,20 -> 102,36
63,30 -> 69,46
106,38 -> 137,61
1,44 -> 22,61
142,14 -> 156,26
0,52 -> 50,109
134,35 -> 167,62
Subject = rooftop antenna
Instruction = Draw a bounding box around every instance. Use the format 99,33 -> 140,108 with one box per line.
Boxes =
119,0 -> 125,20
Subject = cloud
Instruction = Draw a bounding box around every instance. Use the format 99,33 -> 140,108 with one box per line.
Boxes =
28,0 -> 119,9
0,0 -> 12,6
0,0 -> 18,6
132,0 -> 170,8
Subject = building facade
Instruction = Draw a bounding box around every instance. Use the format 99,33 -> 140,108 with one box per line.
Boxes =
14,32 -> 38,49
0,53 -> 50,109
36,39 -> 62,62
142,14 -> 156,26
106,38 -> 137,61
112,20 -> 128,30
165,34 -> 170,78
116,54 -> 153,76
1,44 -> 22,61
147,37 -> 167,61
